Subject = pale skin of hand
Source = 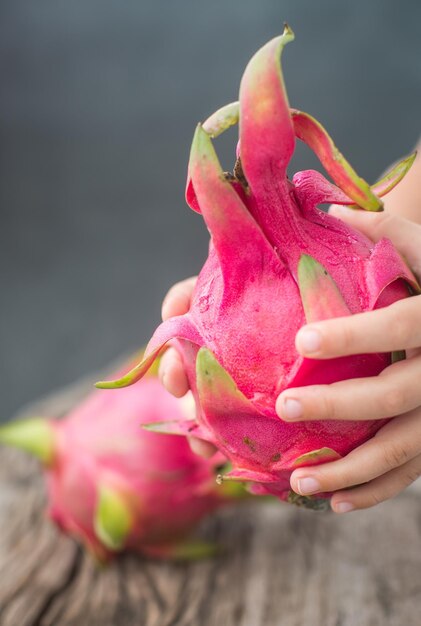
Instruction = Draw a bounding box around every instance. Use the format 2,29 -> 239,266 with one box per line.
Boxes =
159,150 -> 421,507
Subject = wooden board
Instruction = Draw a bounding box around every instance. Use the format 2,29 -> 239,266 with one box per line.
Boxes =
0,371 -> 420,626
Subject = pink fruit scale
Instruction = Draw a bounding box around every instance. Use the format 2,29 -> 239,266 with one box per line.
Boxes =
97,25 -> 419,509
0,366 -> 232,560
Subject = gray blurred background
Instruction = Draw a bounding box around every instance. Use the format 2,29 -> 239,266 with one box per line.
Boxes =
1,0 -> 420,420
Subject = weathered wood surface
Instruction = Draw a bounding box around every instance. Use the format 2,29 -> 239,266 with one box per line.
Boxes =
1,373 -> 421,626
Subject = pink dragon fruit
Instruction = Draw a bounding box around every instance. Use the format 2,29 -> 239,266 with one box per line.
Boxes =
97,26 -> 419,509
0,361 -> 237,560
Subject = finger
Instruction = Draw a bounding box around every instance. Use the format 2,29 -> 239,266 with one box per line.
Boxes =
382,147 -> 421,223
161,276 -> 197,321
187,436 -> 218,458
277,352 -> 421,422
295,294 -> 421,359
329,205 -> 421,276
158,347 -> 189,397
330,452 -> 421,513
289,409 -> 421,496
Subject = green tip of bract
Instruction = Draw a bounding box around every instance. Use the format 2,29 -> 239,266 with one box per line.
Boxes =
282,22 -> 295,41
196,347 -> 234,391
291,109 -> 383,211
298,254 -> 350,322
190,123 -> 220,173
293,447 -> 341,467
161,540 -> 219,561
370,151 -> 417,199
391,350 -> 406,364
202,101 -> 240,138
0,417 -> 55,466
95,347 -> 161,389
217,477 -> 251,500
94,485 -> 133,552
95,380 -> 119,389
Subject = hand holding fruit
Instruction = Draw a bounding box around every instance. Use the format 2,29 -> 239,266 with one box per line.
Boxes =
159,214 -> 421,513
99,28 -> 419,510
277,207 -> 421,512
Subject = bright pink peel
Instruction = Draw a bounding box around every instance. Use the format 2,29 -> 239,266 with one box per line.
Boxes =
98,26 -> 418,508
0,365 -> 236,560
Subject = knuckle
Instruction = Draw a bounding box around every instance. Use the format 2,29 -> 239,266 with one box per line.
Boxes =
338,322 -> 355,353
158,349 -> 172,379
319,390 -> 337,420
402,465 -> 421,487
382,442 -> 411,470
366,490 -> 385,508
157,360 -> 166,382
371,212 -> 395,240
390,309 -> 412,347
160,346 -> 176,367
323,467 -> 353,491
381,386 -> 406,415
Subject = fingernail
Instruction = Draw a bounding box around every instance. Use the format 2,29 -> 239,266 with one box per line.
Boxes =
332,501 -> 354,514
297,477 -> 321,495
296,328 -> 322,354
281,397 -> 302,421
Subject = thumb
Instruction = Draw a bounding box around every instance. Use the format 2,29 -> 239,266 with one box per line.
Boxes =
329,205 -> 421,275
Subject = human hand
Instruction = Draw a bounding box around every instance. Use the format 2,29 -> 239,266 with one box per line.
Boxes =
159,163 -> 421,495
159,277 -> 216,457
276,207 -> 421,513
159,276 -> 197,397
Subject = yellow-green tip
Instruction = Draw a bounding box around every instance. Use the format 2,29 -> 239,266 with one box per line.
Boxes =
168,540 -> 219,560
218,477 -> 252,500
94,485 -> 134,552
282,22 -> 295,40
0,417 -> 55,466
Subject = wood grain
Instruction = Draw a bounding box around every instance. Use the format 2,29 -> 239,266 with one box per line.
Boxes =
0,372 -> 420,626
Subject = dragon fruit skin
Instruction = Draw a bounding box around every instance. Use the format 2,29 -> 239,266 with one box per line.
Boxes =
97,26 -> 419,508
0,368 -> 233,560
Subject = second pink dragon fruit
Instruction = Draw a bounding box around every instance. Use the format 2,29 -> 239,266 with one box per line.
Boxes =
0,361 -> 236,560
97,26 -> 419,508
